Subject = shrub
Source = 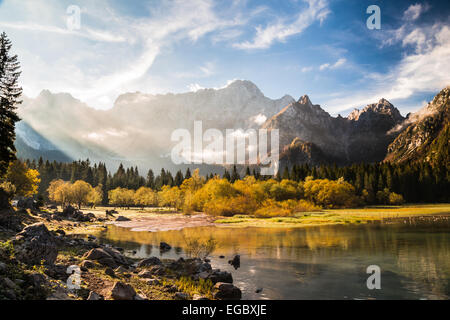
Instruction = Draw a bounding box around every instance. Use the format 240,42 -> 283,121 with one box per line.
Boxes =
183,236 -> 217,259
389,192 -> 405,205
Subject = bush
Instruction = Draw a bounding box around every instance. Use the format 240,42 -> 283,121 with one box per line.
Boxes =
203,196 -> 257,217
183,236 -> 217,259
254,199 -> 320,218
389,192 -> 405,205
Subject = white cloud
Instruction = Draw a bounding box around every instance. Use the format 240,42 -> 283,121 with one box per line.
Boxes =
325,24 -> 450,113
233,0 -> 330,50
403,3 -> 429,21
0,0 -> 249,108
319,58 -> 346,71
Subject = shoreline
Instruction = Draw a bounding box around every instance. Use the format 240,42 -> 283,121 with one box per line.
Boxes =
87,204 -> 450,233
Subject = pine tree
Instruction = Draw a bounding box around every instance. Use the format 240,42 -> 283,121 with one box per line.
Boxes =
174,170 -> 184,186
0,32 -> 22,177
231,165 -> 240,183
146,169 -> 155,189
185,168 -> 192,179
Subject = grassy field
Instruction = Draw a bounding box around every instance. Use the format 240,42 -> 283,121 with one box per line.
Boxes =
213,204 -> 450,228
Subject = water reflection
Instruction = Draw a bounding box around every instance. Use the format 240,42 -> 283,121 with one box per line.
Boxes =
89,220 -> 450,300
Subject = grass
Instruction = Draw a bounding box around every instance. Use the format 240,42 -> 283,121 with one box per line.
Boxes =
214,204 -> 450,228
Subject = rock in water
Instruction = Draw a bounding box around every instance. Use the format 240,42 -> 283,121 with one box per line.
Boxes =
228,255 -> 240,269
13,223 -> 58,265
213,282 -> 242,300
115,216 -> 131,222
160,242 -> 172,251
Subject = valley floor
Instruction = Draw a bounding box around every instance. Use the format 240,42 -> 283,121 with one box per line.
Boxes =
66,204 -> 450,233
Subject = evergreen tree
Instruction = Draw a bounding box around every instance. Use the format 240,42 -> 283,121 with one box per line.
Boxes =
146,169 -> 155,189
174,170 -> 184,186
185,168 -> 191,179
0,32 -> 22,177
231,165 -> 240,183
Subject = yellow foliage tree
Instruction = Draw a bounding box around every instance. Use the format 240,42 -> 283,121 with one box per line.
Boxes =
70,180 -> 93,209
47,179 -> 72,208
5,160 -> 40,197
109,187 -> 135,208
134,187 -> 157,208
88,184 -> 103,208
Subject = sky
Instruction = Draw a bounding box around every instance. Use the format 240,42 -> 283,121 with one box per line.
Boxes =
0,0 -> 449,115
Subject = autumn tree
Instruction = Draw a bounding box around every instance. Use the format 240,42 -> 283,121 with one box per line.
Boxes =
71,180 -> 93,209
109,187 -> 135,208
134,186 -> 156,208
4,160 -> 40,197
47,179 -> 72,209
88,184 -> 103,208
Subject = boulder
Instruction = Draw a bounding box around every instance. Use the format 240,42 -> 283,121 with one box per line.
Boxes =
207,269 -> 233,284
110,282 -> 136,300
105,267 -> 116,277
80,260 -> 96,269
0,189 -> 10,210
175,292 -> 189,300
102,246 -> 129,266
115,216 -> 131,222
115,266 -> 128,274
82,248 -> 117,268
138,270 -> 153,279
137,257 -> 162,268
143,279 -> 160,286
62,205 -> 77,217
228,255 -> 240,269
213,282 -> 242,300
134,293 -> 147,300
87,291 -> 103,300
82,247 -> 128,268
160,242 -> 171,251
13,223 -> 58,265
193,294 -> 209,300
17,198 -> 36,210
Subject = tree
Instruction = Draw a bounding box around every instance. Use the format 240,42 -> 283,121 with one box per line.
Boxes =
109,187 -> 135,208
0,32 -> 22,177
134,186 -> 156,208
70,180 -> 92,209
87,184 -> 103,208
146,169 -> 155,189
4,160 -> 40,197
47,179 -> 72,209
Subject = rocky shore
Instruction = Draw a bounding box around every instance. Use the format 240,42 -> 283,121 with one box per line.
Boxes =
0,207 -> 241,300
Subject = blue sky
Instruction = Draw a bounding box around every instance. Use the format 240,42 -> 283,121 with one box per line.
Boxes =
0,0 -> 449,115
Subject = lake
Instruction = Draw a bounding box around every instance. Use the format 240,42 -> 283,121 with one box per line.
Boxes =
89,217 -> 450,300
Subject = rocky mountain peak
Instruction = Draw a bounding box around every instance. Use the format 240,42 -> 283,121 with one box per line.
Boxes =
298,94 -> 312,106
347,98 -> 403,123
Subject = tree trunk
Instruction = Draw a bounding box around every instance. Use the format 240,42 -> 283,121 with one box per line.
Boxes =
0,188 -> 10,210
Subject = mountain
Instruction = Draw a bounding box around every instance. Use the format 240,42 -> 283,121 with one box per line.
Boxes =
19,80 -> 446,174
15,121 -> 72,162
17,80 -> 294,173
385,86 -> 450,165
264,95 -> 405,167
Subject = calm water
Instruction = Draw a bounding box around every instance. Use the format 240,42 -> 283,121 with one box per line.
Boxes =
90,218 -> 450,300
